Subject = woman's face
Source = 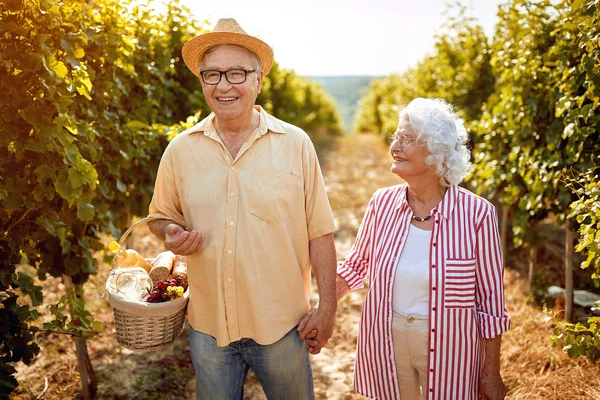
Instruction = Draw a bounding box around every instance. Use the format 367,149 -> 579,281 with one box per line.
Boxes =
389,123 -> 433,181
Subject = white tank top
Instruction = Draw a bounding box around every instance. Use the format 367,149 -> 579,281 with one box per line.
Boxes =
392,224 -> 432,316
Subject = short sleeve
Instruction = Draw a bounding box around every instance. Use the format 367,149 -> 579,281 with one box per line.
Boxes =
147,146 -> 187,228
302,138 -> 335,240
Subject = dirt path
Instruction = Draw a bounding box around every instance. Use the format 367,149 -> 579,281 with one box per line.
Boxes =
13,133 -> 600,399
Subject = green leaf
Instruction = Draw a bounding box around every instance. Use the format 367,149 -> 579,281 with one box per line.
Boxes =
55,174 -> 72,200
13,272 -> 43,306
21,53 -> 44,72
77,202 -> 95,221
72,44 -> 85,59
45,55 -> 68,79
125,120 -> 148,129
35,165 -> 57,183
92,320 -> 104,333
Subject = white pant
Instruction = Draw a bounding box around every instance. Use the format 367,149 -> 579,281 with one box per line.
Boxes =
392,310 -> 429,400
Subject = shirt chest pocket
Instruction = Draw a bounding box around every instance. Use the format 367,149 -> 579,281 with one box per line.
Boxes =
250,170 -> 297,223
444,258 -> 476,309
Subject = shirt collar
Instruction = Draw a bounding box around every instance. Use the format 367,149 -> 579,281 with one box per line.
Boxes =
395,184 -> 458,220
183,105 -> 286,138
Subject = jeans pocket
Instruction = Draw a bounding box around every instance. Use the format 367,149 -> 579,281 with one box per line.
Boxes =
444,258 -> 476,309
250,170 -> 296,223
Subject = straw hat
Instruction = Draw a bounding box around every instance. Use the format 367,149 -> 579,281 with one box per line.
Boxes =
182,18 -> 274,78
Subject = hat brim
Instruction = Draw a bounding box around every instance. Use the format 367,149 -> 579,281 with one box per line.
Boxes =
182,32 -> 274,78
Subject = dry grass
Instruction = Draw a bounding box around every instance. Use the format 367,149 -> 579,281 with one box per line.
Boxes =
11,133 -> 600,399
501,268 -> 600,400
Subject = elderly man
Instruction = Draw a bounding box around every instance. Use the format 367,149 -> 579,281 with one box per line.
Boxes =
146,18 -> 337,399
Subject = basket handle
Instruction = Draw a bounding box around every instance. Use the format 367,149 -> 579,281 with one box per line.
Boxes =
118,217 -> 153,246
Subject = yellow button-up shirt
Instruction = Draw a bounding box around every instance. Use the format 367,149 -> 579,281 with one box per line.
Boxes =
148,106 -> 335,346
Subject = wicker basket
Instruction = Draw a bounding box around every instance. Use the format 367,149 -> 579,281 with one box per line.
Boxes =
107,217 -> 188,352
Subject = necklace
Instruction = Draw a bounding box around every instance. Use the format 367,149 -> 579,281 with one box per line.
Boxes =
412,214 -> 431,222
407,188 -> 446,223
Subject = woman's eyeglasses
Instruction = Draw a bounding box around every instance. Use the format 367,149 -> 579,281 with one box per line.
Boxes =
390,132 -> 417,147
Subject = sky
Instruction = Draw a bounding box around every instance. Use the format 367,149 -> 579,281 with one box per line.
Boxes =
182,0 -> 507,76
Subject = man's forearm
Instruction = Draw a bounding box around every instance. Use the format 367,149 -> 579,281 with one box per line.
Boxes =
148,219 -> 180,241
309,233 -> 337,312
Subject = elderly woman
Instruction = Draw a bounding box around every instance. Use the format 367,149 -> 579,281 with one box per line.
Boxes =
325,98 -> 509,399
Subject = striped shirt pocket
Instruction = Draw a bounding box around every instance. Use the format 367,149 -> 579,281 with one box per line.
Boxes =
444,258 -> 476,309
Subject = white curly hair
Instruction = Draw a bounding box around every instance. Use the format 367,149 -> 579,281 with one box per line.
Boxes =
398,98 -> 473,186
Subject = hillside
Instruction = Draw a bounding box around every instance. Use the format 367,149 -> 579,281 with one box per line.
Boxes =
305,76 -> 377,132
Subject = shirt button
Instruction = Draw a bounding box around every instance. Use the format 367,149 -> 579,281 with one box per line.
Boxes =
229,221 -> 234,226
430,369 -> 434,372
430,349 -> 434,353
433,242 -> 437,246
429,389 -> 433,392
431,329 -> 436,333
230,192 -> 236,196
431,264 -> 436,268
227,277 -> 232,282
432,287 -> 437,291
227,249 -> 233,255
432,307 -> 436,312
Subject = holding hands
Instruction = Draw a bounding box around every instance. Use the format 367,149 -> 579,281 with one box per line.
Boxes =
297,305 -> 336,354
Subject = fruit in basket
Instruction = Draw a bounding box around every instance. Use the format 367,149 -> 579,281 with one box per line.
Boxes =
145,277 -> 186,303
167,285 -> 185,298
108,241 -> 152,273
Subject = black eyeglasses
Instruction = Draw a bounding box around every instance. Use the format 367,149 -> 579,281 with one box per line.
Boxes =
199,69 -> 257,85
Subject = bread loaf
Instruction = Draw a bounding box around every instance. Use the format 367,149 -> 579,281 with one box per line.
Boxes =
172,255 -> 188,290
149,251 -> 176,284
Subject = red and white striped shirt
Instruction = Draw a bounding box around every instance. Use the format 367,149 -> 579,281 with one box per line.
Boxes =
338,184 -> 511,400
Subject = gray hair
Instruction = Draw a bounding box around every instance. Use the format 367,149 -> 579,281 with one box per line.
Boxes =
198,44 -> 262,73
398,98 -> 472,187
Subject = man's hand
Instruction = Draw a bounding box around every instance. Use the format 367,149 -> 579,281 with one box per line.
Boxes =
303,233 -> 337,354
480,370 -> 507,400
164,224 -> 204,255
297,305 -> 335,354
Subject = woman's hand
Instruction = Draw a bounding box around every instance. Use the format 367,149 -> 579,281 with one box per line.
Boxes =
297,305 -> 335,354
480,369 -> 507,400
480,334 -> 507,399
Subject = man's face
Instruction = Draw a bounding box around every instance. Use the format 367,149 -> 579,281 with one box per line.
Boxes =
199,45 -> 263,123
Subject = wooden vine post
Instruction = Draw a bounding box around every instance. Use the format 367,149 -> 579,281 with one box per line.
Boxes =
564,226 -> 574,322
62,275 -> 97,399
528,246 -> 536,293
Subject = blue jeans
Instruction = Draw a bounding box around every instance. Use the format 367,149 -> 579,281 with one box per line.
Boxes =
189,325 -> 315,400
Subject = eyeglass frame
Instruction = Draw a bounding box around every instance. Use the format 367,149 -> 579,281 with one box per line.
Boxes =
390,132 -> 418,147
199,68 -> 257,85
